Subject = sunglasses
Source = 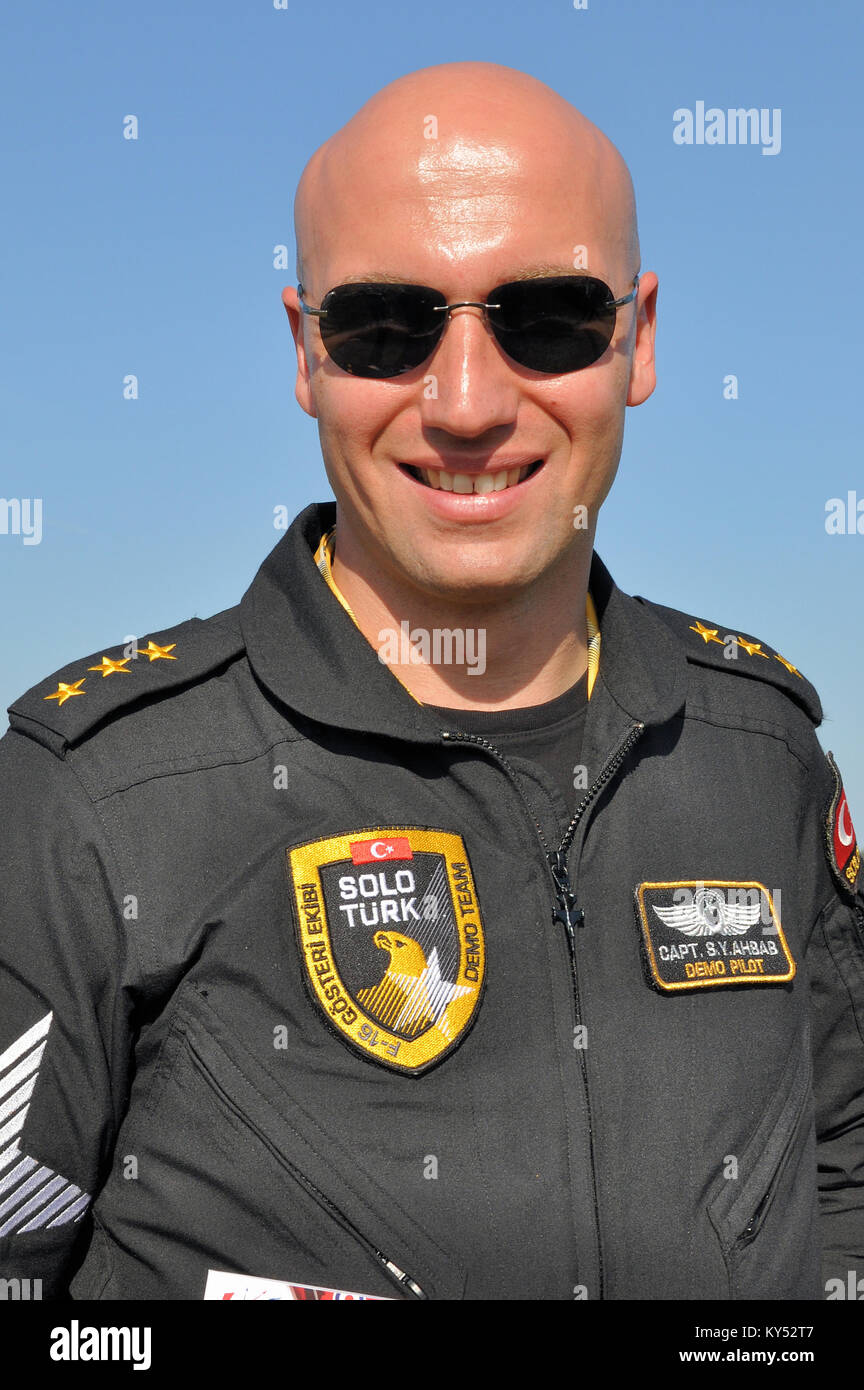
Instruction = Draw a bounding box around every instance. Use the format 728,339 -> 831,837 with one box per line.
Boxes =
297,272 -> 640,378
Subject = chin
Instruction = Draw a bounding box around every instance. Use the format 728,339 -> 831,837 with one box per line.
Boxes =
399,551 -> 549,605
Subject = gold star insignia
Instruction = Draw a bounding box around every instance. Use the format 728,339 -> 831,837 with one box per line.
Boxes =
137,641 -> 176,662
87,656 -> 132,677
689,621 -> 724,646
734,636 -> 769,659
44,679 -> 86,706
774,653 -> 802,678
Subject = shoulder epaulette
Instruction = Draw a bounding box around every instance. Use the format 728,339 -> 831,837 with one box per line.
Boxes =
7,611 -> 245,756
633,596 -> 822,725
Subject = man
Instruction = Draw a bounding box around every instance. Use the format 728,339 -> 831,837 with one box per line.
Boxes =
1,61 -> 862,1302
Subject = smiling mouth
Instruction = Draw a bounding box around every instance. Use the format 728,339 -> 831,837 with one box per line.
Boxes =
400,460 -> 544,493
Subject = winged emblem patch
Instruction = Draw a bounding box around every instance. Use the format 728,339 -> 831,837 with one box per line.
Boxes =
635,880 -> 796,992
651,885 -> 761,937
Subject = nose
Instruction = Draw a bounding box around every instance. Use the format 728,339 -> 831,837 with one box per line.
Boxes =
419,304 -> 521,439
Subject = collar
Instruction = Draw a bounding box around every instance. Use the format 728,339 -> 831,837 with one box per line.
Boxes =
239,501 -> 686,742
313,527 -> 603,704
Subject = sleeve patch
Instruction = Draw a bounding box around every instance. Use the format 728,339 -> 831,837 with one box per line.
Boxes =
825,752 -> 862,898
0,1013 -> 91,1236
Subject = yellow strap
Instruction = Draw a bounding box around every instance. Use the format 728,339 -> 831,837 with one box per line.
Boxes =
314,530 -> 421,704
585,590 -> 600,701
314,528 -> 601,702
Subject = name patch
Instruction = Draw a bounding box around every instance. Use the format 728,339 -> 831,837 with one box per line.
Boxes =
287,827 -> 485,1074
635,881 -> 795,992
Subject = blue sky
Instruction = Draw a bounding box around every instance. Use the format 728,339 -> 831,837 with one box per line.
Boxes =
2,0 -> 862,813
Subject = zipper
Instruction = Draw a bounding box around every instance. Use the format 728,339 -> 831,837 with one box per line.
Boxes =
737,1198 -> 767,1249
441,718 -> 645,1300
441,722 -> 644,931
729,1148 -> 790,1265
186,1038 -> 427,1299
712,1043 -> 812,1278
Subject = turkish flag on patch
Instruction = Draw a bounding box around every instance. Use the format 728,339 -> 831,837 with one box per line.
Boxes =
833,790 -> 858,872
350,837 -> 414,864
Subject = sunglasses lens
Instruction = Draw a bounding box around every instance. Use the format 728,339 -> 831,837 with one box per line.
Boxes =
317,284 -> 447,377
488,276 -> 618,372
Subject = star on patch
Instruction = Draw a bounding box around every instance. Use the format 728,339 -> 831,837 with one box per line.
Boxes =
774,653 -> 802,678
689,621 -> 724,646
389,946 -> 475,1040
87,656 -> 132,677
137,641 -> 176,662
44,679 -> 86,705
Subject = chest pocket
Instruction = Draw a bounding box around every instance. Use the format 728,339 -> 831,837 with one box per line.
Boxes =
90,983 -> 466,1300
707,1038 -> 819,1299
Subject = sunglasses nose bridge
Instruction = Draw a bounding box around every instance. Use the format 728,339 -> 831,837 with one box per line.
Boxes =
428,301 -> 506,369
434,300 -> 497,321
420,304 -> 526,428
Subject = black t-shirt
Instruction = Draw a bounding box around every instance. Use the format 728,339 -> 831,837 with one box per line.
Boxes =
425,671 -> 589,818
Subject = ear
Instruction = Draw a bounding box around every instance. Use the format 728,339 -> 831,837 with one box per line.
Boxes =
626,271 -> 658,407
282,285 -> 317,418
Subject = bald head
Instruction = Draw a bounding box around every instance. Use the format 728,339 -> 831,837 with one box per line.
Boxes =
282,60 -> 658,642
294,61 -> 639,296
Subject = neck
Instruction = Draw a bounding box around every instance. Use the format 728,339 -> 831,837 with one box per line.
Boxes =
330,531 -> 591,711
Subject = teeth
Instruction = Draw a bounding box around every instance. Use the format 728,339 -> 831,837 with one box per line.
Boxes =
413,463 -> 536,493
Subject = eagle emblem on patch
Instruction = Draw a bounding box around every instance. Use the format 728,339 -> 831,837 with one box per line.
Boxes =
825,752 -> 861,897
635,881 -> 795,992
288,828 -> 485,1074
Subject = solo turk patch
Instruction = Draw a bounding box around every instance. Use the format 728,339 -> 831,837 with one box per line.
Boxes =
287,828 -> 485,1074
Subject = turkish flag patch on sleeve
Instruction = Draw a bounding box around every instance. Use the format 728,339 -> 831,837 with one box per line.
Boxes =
825,752 -> 861,896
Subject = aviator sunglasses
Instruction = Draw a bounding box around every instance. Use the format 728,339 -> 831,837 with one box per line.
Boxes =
298,272 -> 640,378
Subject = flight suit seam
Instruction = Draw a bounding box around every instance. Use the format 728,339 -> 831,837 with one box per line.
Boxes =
61,757 -> 146,982
65,755 -> 170,990
683,707 -> 811,771
467,1093 -> 502,1256
59,759 -> 148,1133
80,735 -> 307,802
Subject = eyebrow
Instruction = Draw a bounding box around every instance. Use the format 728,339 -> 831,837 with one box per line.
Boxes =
330,264 -> 602,287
